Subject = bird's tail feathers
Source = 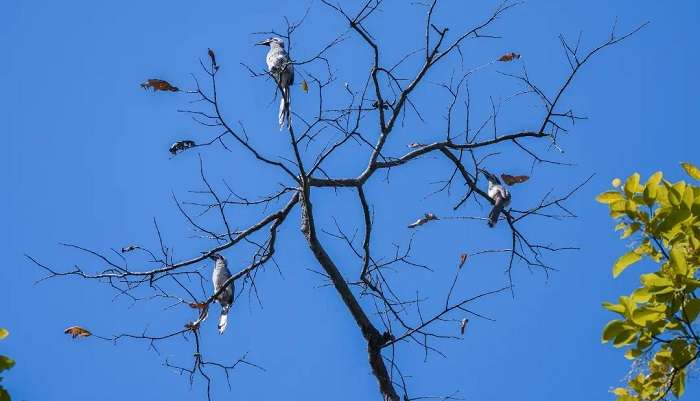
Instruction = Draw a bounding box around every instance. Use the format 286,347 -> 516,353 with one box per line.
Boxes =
488,200 -> 505,228
218,306 -> 230,335
278,87 -> 290,129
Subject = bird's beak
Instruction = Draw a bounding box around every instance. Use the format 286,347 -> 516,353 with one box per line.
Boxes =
255,39 -> 270,46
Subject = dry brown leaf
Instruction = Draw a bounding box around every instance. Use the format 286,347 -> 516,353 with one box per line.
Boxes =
208,48 -> 219,70
458,253 -> 468,269
64,326 -> 91,339
185,321 -> 200,331
371,100 -> 390,110
498,52 -> 521,62
500,174 -> 529,186
460,318 -> 469,335
407,213 -> 438,228
301,80 -> 309,93
141,79 -> 179,92
189,302 -> 207,310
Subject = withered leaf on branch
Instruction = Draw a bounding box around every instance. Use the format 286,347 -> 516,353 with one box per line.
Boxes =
141,79 -> 179,92
301,80 -> 309,93
460,318 -> 469,335
497,52 -> 521,62
189,302 -> 207,310
407,213 -> 438,228
64,326 -> 91,339
500,174 -> 530,186
121,245 -> 138,253
169,140 -> 196,155
208,48 -> 219,70
458,253 -> 468,269
371,100 -> 390,110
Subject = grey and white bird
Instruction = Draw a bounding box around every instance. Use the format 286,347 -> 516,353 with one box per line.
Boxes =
256,37 -> 294,128
209,253 -> 234,334
480,169 -> 511,228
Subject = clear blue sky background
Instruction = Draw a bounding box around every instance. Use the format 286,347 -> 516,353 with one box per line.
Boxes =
1,1 -> 699,400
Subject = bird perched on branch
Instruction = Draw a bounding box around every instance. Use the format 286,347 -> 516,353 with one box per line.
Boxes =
256,37 -> 294,128
208,253 -> 234,334
169,140 -> 195,155
480,169 -> 511,228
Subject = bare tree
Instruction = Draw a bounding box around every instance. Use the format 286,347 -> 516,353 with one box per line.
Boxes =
27,1 -> 646,400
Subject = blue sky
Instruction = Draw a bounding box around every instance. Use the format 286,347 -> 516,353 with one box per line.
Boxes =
1,1 -> 699,400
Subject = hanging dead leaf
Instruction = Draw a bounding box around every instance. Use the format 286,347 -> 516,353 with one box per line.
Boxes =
301,80 -> 309,93
64,326 -> 92,339
185,321 -> 200,331
407,213 -> 438,228
371,100 -> 390,110
498,52 -> 520,62
458,253 -> 468,269
208,48 -> 219,71
500,174 -> 529,186
189,302 -> 207,310
141,79 -> 179,92
460,318 -> 469,335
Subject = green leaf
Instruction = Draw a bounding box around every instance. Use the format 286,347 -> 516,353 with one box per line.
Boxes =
610,200 -> 628,218
682,185 -> 694,210
602,320 -> 626,342
669,247 -> 688,276
603,302 -> 627,315
0,387 -> 10,401
640,273 -> 673,288
658,208 -> 691,235
0,356 -> 14,373
647,171 -> 663,186
612,387 -> 628,396
613,328 -> 638,347
632,307 -> 664,326
619,296 -> 638,318
0,329 -> 7,341
655,184 -> 670,207
643,182 -> 658,206
664,181 -> 682,207
640,273 -> 674,294
625,348 -> 642,360
617,394 -> 640,401
630,287 -> 652,303
625,173 -> 642,196
681,162 -> 700,181
621,223 -> 641,239
673,181 -> 687,203
613,251 -> 643,278
671,368 -> 686,398
597,191 -> 624,204
670,340 -> 692,366
684,299 -> 700,322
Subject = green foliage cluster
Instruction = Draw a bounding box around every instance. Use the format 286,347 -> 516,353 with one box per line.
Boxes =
598,163 -> 700,401
0,328 -> 13,401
